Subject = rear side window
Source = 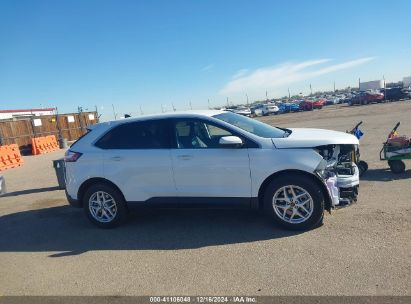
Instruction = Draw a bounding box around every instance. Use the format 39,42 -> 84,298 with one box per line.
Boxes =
70,128 -> 91,149
95,120 -> 171,149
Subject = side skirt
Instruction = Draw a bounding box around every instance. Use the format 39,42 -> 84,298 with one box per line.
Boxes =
128,197 -> 259,209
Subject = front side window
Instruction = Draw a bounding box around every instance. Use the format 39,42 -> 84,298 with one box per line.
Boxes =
96,120 -> 171,149
174,120 -> 234,149
214,112 -> 288,138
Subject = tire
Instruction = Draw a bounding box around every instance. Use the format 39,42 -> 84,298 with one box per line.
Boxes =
263,174 -> 324,230
83,183 -> 128,228
388,160 -> 406,174
358,160 -> 368,176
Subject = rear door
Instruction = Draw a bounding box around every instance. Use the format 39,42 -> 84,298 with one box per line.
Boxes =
170,118 -> 252,200
95,119 -> 176,202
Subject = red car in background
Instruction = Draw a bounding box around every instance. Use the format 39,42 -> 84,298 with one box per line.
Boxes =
349,91 -> 384,106
299,98 -> 326,111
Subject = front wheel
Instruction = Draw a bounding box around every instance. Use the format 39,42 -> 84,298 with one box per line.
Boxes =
83,183 -> 128,228
388,160 -> 406,174
264,175 -> 324,230
358,160 -> 368,176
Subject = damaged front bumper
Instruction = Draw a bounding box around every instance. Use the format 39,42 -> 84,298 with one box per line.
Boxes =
315,144 -> 360,209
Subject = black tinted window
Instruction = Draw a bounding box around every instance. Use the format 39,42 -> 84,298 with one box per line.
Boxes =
96,120 -> 171,149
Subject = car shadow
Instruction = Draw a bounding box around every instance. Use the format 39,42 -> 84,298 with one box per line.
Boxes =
0,186 -> 61,197
0,206 -> 304,257
361,168 -> 411,182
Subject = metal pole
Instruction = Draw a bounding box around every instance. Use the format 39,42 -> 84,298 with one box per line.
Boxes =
0,124 -> 4,146
288,88 -> 291,99
94,105 -> 100,123
30,116 -> 37,138
78,106 -> 86,134
55,107 -> 63,143
111,104 -> 117,120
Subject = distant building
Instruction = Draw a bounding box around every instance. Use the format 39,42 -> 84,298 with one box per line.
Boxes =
0,108 -> 56,120
359,80 -> 384,91
403,76 -> 411,88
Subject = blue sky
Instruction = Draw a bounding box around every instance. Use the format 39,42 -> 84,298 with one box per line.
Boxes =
1,0 -> 411,120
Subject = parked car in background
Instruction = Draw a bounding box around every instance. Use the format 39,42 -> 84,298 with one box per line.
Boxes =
349,91 -> 384,105
251,104 -> 269,116
234,107 -> 252,117
299,100 -> 314,111
300,98 -> 325,110
325,96 -> 341,105
313,98 -> 326,109
278,102 -> 299,113
289,102 -> 301,112
267,104 -> 279,115
65,110 -> 360,230
382,87 -> 408,102
403,89 -> 411,98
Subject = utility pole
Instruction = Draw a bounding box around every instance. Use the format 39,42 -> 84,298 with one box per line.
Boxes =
266,90 -> 268,101
207,99 -> 211,109
383,75 -> 386,101
358,78 -> 361,90
172,103 -> 176,112
189,101 -> 192,110
226,97 -> 229,107
334,81 -> 336,92
310,84 -> 312,96
288,88 -> 291,99
111,104 -> 117,120
139,105 -> 143,115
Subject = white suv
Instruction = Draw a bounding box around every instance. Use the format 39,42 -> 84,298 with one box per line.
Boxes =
65,110 -> 359,230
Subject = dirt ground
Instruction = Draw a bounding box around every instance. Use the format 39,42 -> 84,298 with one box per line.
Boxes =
0,101 -> 410,296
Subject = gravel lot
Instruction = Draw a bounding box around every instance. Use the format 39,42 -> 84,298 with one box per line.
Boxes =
0,101 -> 410,296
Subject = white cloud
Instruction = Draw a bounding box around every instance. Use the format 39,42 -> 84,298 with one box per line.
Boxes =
201,64 -> 214,71
219,57 -> 375,95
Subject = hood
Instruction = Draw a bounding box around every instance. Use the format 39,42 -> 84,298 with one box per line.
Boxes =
272,128 -> 359,148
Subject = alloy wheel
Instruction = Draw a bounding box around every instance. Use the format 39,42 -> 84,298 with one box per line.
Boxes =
272,185 -> 314,224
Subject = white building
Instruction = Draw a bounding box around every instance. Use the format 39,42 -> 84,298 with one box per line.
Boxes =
359,80 -> 384,91
0,108 -> 56,120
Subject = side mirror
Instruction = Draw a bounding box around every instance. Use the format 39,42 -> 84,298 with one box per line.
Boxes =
219,136 -> 243,148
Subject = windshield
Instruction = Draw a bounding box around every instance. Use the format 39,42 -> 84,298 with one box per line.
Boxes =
213,112 -> 287,138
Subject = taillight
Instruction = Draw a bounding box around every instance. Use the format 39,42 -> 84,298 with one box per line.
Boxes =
64,150 -> 83,162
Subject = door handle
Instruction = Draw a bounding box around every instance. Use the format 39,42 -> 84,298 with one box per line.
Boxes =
110,156 -> 123,161
177,155 -> 193,160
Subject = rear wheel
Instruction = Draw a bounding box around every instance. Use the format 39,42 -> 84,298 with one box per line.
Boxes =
388,160 -> 406,174
264,175 -> 324,230
83,183 -> 128,228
